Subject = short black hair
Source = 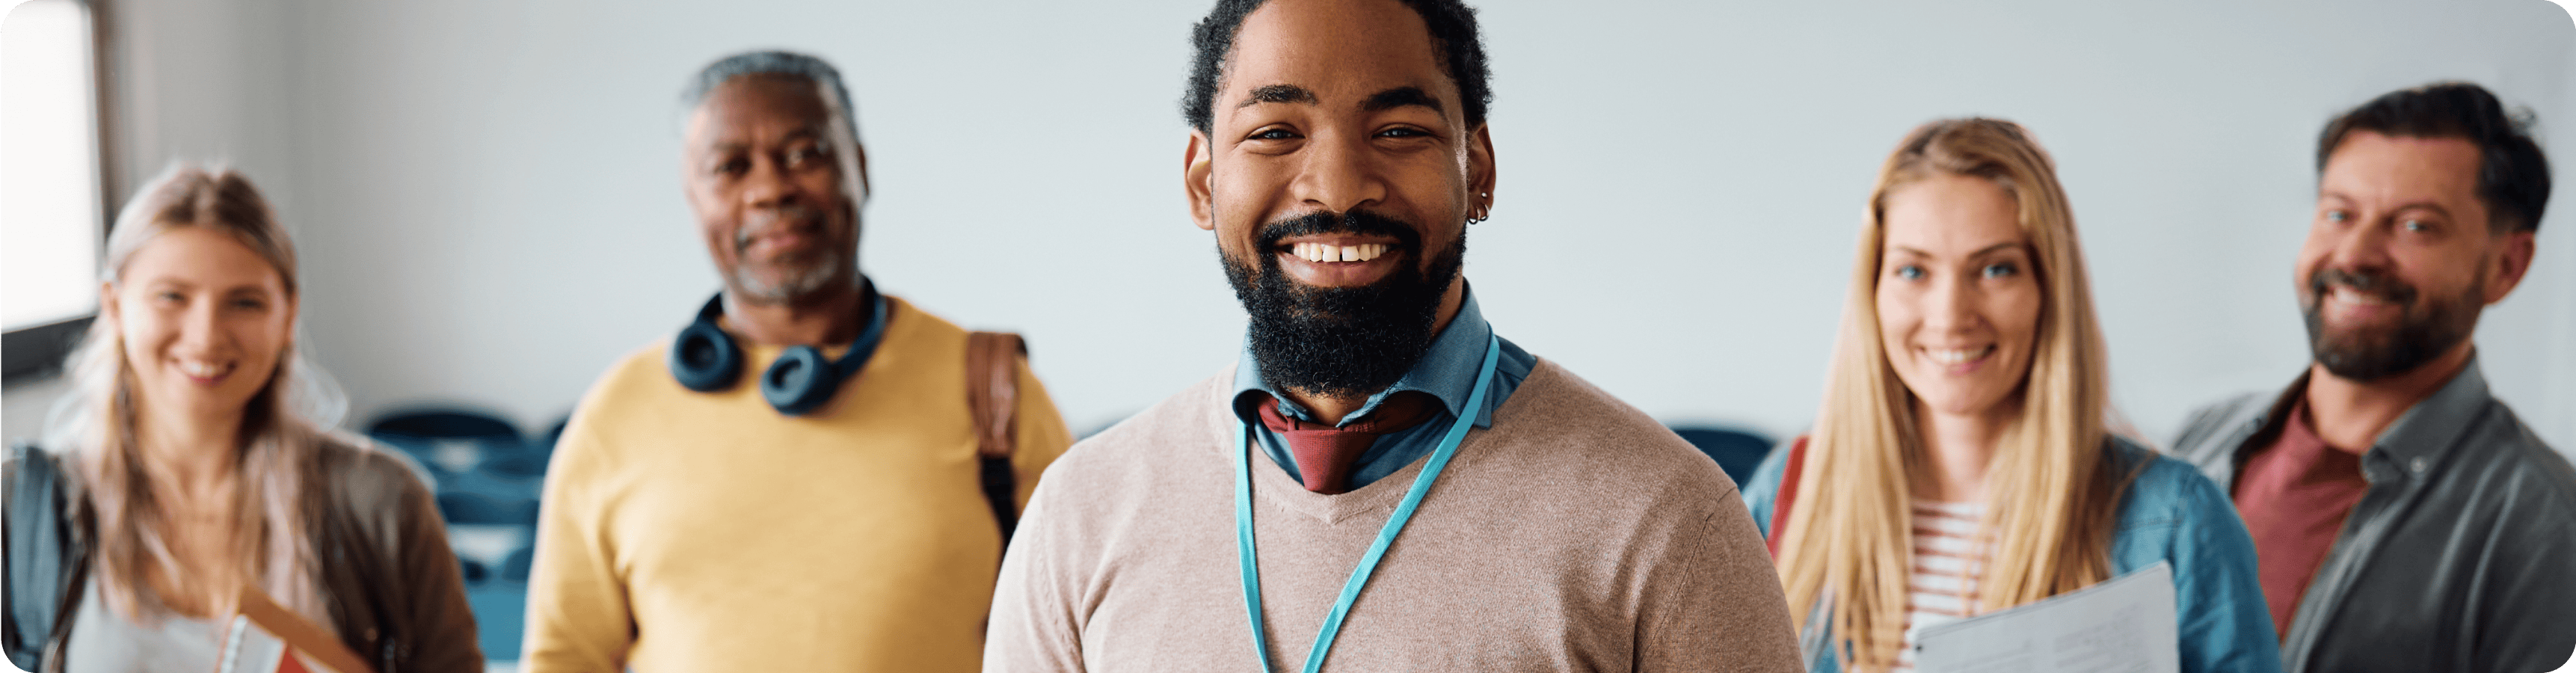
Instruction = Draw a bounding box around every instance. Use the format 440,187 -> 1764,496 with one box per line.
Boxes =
2317,82 -> 2551,233
1182,0 -> 1490,137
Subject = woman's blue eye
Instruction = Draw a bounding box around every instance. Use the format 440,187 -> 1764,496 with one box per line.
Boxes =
1983,262 -> 2018,278
1893,265 -> 1924,280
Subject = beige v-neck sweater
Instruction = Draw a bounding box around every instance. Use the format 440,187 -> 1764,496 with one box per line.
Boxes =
986,360 -> 1800,672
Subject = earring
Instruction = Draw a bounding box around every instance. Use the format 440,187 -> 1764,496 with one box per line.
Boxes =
1467,192 -> 1492,224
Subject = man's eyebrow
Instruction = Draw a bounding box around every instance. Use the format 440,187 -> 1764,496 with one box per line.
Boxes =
1362,86 -> 1442,114
2391,201 -> 2454,219
696,126 -> 828,153
1237,84 -> 1318,108
2316,191 -> 2457,219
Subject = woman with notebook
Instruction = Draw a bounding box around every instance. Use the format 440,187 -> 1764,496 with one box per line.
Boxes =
1739,119 -> 2277,673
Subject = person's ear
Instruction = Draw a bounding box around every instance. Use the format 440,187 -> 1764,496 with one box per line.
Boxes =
1466,123 -> 1496,219
97,280 -> 118,326
852,142 -> 872,207
1187,131 -> 1217,232
2482,229 -> 2537,304
679,150 -> 706,213
282,292 -> 301,341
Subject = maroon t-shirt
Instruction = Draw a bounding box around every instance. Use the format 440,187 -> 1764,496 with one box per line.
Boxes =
2232,402 -> 2370,638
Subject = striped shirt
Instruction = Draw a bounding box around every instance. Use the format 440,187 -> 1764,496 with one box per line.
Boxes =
1896,500 -> 1990,673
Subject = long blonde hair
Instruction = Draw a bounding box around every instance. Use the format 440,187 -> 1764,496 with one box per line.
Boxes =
1772,119 -> 2133,672
43,162 -> 345,623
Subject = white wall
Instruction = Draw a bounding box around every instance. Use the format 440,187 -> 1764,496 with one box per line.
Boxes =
9,0 -> 2572,458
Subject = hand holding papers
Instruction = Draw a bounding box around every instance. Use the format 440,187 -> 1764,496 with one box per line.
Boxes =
215,588 -> 377,673
1914,562 -> 2180,673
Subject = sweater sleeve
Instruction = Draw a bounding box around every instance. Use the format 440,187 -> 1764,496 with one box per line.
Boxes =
983,465 -> 1087,673
1634,491 -> 1803,672
520,410 -> 636,673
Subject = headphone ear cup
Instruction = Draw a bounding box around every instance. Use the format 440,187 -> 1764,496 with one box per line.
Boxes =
761,345 -> 838,416
669,322 -> 746,392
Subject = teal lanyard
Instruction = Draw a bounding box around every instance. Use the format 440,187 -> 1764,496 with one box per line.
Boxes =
1234,334 -> 1501,673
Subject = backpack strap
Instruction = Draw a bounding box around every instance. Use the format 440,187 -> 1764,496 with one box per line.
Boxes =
5,442 -> 77,672
1765,436 -> 1810,558
964,332 -> 1028,546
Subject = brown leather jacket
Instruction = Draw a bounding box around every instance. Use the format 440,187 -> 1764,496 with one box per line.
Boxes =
6,438 -> 483,672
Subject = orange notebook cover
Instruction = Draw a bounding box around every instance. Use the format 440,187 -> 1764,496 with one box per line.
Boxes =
214,588 -> 376,673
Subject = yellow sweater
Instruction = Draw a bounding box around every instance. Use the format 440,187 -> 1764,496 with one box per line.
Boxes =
522,296 -> 1073,672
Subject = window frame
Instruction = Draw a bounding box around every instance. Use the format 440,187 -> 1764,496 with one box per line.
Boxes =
1,0 -> 118,384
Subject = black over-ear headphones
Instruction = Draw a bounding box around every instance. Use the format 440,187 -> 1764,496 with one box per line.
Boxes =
668,283 -> 890,416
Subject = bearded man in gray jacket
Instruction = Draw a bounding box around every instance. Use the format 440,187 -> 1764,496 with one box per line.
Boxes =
2170,82 -> 2575,673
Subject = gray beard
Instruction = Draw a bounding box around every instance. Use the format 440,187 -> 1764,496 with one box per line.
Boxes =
730,258 -> 849,304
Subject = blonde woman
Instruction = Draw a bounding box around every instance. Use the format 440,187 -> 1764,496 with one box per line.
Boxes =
1741,120 -> 2278,673
1,164 -> 479,672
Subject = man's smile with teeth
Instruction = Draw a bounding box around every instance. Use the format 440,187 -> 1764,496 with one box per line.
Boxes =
1287,242 -> 1391,263
2327,286 -> 2397,307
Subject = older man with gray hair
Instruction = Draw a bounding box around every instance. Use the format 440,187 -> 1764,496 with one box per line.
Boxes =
520,50 -> 1074,672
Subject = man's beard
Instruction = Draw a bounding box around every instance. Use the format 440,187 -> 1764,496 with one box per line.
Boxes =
731,204 -> 858,304
1223,209 -> 1464,399
2301,265 -> 2483,381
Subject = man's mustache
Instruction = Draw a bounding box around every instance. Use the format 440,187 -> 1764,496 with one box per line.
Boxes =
2310,267 -> 2418,307
735,203 -> 829,253
1255,209 -> 1425,251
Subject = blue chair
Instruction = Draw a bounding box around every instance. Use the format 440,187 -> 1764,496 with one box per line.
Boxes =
474,413 -> 564,481
500,545 -> 534,583
437,491 -> 540,527
541,414 -> 570,453
479,451 -> 549,479
1669,425 -> 1774,487
464,580 -> 529,662
366,407 -> 524,479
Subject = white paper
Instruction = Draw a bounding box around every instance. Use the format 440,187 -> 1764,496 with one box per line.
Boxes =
217,615 -> 289,673
215,614 -> 348,673
1914,561 -> 2180,673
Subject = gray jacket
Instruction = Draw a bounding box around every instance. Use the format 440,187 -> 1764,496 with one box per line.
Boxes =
2170,357 -> 2576,673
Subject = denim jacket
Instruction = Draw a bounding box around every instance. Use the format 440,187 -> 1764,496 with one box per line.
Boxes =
1741,435 -> 2282,673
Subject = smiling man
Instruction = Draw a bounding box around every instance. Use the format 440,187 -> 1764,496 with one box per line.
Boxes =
2171,82 -> 2575,673
983,1 -> 1798,671
520,51 -> 1073,672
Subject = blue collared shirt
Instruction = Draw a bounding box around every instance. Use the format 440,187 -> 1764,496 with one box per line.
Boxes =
1229,285 -> 1537,491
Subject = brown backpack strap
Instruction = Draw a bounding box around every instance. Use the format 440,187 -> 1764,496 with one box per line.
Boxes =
965,332 -> 1027,544
1765,435 -> 1810,559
